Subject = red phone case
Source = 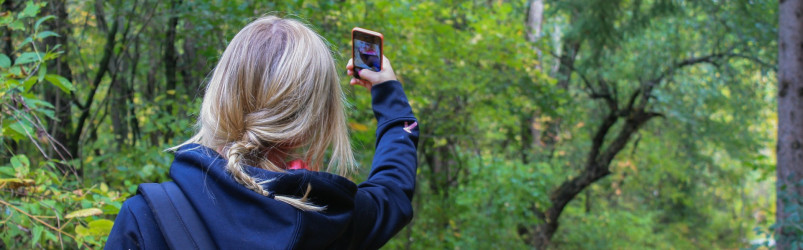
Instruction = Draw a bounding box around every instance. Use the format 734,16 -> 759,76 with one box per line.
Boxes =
352,27 -> 384,78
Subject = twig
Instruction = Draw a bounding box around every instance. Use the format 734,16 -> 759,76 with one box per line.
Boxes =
0,198 -> 92,249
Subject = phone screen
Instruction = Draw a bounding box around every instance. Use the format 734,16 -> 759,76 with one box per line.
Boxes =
353,35 -> 382,72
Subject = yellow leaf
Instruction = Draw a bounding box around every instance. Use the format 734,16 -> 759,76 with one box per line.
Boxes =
65,208 -> 102,219
84,156 -> 93,164
349,122 -> 369,132
166,90 -> 176,95
0,178 -> 34,189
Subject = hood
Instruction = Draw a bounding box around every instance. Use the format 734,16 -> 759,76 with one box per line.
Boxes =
168,144 -> 358,248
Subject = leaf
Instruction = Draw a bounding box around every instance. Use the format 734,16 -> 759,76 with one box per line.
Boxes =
0,54 -> 10,68
0,167 -> 15,177
8,19 -> 24,31
19,37 -> 33,47
17,1 -> 41,19
30,225 -> 43,247
65,208 -> 103,219
10,154 -> 30,175
22,77 -> 37,92
102,204 -> 120,215
74,225 -> 89,236
35,31 -> 59,40
34,15 -> 55,31
44,74 -> 72,93
14,52 -> 42,65
37,63 -> 46,82
87,219 -> 114,236
8,120 -> 35,139
0,178 -> 35,189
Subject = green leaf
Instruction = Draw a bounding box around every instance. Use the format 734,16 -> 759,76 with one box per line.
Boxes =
10,154 -> 29,177
74,225 -> 89,236
44,74 -> 72,93
75,235 -> 84,248
8,119 -> 34,138
34,15 -> 56,31
31,226 -> 43,247
35,31 -> 59,40
0,54 -> 10,68
85,219 -> 114,236
22,96 -> 54,110
22,77 -> 37,92
17,1 -> 41,19
14,52 -> 43,65
37,63 -> 46,82
102,204 -> 120,215
0,14 -> 12,26
0,167 -> 15,177
8,20 -> 24,31
19,37 -> 33,47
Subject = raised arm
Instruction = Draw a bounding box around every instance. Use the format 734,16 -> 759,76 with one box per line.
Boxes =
347,57 -> 420,248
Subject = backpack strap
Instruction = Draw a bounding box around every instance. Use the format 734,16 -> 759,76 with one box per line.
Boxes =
138,182 -> 215,250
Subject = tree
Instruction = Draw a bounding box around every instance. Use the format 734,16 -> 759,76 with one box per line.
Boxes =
777,0 -> 803,247
519,1 -> 776,247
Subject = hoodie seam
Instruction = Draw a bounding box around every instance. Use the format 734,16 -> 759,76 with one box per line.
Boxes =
289,210 -> 303,249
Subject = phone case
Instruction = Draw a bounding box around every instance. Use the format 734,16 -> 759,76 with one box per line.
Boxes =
352,27 -> 384,77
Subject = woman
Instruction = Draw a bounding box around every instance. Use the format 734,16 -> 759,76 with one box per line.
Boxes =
106,16 -> 418,249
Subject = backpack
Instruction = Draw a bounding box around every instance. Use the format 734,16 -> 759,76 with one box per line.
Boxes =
138,182 -> 216,250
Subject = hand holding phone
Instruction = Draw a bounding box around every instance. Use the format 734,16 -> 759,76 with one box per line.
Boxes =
347,55 -> 396,90
352,27 -> 384,79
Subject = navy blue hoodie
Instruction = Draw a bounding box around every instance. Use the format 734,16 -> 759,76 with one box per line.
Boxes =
105,81 -> 419,249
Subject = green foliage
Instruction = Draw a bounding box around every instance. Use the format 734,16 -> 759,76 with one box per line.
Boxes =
0,1 -> 122,248
1,0 -> 778,248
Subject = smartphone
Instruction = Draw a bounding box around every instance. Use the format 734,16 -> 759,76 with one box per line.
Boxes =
352,27 -> 384,79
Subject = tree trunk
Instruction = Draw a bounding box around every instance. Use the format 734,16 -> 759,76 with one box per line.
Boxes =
163,0 -> 181,143
1,0 -> 14,58
777,0 -> 803,248
529,109 -> 658,248
72,17 -> 119,159
42,0 -> 74,162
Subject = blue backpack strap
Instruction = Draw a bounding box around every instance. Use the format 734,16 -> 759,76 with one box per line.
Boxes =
138,182 -> 215,250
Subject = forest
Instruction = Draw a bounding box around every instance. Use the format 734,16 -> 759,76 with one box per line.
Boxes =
0,0 -> 794,248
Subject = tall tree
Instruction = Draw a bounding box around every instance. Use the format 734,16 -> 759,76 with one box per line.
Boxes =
163,0 -> 181,143
777,0 -> 803,247
42,0 -> 74,162
520,1 -> 776,247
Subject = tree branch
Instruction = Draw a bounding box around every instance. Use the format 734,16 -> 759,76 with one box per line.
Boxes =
72,17 -> 119,154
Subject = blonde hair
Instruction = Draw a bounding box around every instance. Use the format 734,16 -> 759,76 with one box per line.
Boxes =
174,16 -> 355,211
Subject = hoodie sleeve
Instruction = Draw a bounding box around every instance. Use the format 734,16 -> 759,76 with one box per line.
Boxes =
352,80 -> 419,249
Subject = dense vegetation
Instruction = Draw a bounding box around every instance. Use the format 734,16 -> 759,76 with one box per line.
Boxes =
1,0 -> 782,248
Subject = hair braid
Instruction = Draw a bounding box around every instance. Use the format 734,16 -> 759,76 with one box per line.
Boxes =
225,139 -> 325,212
225,141 -> 271,196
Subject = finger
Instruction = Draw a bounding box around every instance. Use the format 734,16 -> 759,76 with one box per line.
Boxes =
380,56 -> 391,72
347,69 -> 354,76
346,58 -> 354,70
